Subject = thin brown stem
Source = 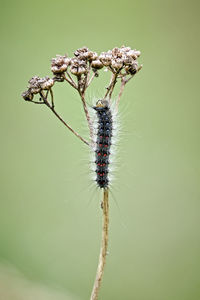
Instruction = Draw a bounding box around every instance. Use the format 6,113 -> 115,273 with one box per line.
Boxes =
66,71 -> 77,88
30,100 -> 45,104
115,65 -> 143,111
50,88 -> 54,108
87,71 -> 96,87
103,71 -> 119,103
63,73 -> 77,89
78,91 -> 94,140
84,62 -> 91,91
39,92 -> 90,146
90,188 -> 109,300
51,107 -> 90,146
115,77 -> 126,112
104,73 -> 116,100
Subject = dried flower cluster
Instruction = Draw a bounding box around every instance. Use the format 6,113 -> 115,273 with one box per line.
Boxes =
22,76 -> 54,101
99,46 -> 141,74
22,45 -> 142,144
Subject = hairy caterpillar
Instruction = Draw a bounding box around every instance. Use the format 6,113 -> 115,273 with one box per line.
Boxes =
93,99 -> 114,189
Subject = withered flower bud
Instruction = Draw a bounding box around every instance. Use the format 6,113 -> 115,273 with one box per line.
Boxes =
126,50 -> 138,59
120,46 -> 131,52
112,47 -> 123,58
134,50 -> 141,57
39,76 -> 54,90
123,56 -> 133,66
111,58 -> 123,70
22,89 -> 34,101
70,66 -> 86,75
74,47 -> 89,57
87,51 -> 98,61
70,58 -> 87,76
99,51 -> 112,66
91,59 -> 103,69
125,61 -> 138,75
28,76 -> 41,94
74,47 -> 98,62
51,55 -> 70,74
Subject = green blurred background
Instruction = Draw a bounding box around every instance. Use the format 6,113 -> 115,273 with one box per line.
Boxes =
0,0 -> 199,299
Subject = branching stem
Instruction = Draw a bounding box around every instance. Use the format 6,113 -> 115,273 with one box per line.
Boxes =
39,92 -> 90,146
104,72 -> 118,101
78,90 -> 94,140
63,73 -> 77,89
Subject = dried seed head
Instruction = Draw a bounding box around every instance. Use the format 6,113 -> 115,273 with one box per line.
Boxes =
87,51 -> 98,61
22,89 -> 34,101
39,76 -> 54,90
74,47 -> 89,57
91,59 -> 103,69
120,46 -> 131,52
111,58 -> 123,70
51,55 -> 70,74
134,50 -> 141,57
125,61 -> 139,75
70,58 -> 87,76
74,47 -> 98,62
112,47 -> 123,58
99,51 -> 112,66
28,76 -> 41,94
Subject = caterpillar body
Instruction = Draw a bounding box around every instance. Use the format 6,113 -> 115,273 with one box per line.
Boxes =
93,100 -> 114,189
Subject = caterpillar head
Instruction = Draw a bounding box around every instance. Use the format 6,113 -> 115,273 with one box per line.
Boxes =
93,99 -> 109,111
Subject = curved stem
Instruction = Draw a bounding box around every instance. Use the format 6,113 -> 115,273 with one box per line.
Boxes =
50,106 -> 90,146
90,188 -> 109,300
39,92 -> 90,146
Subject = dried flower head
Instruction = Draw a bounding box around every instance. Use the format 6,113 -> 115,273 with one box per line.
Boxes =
39,76 -> 54,90
91,59 -> 104,70
28,76 -> 42,94
70,58 -> 87,76
99,51 -> 112,66
51,55 -> 71,74
74,47 -> 98,62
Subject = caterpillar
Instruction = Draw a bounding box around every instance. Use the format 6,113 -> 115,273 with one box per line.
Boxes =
93,99 -> 114,189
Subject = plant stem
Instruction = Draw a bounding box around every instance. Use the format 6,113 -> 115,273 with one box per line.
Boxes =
115,77 -> 126,112
104,72 -> 118,101
39,92 -> 90,146
90,188 -> 109,300
50,106 -> 90,146
79,91 -> 94,140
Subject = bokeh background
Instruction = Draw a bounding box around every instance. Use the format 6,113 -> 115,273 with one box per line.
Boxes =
0,0 -> 199,299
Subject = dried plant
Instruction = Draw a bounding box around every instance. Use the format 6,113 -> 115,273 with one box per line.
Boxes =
22,45 -> 142,300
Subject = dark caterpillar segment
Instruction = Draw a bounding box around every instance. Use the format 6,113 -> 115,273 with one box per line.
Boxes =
93,100 -> 112,189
